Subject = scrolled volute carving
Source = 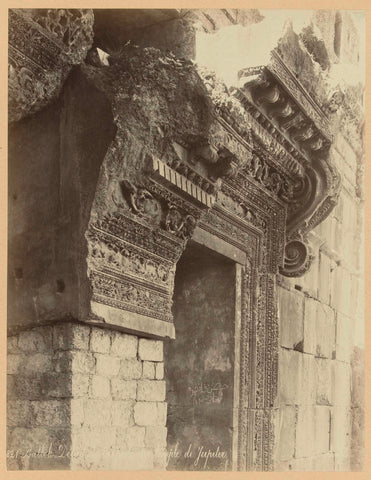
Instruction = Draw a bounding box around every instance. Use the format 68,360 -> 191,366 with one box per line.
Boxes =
279,239 -> 314,277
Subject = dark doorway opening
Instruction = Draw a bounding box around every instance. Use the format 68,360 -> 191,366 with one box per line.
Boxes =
164,240 -> 236,471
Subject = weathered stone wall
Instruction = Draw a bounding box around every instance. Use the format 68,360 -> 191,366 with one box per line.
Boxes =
8,8 -> 364,472
274,128 -> 364,471
7,324 -> 71,470
8,66 -> 116,330
8,322 -> 167,470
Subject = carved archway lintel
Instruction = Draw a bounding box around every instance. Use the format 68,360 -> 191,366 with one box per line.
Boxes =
235,53 -> 343,278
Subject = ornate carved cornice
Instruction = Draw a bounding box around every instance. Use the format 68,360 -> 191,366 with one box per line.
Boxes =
235,51 -> 341,277
8,8 -> 94,122
239,51 -> 333,146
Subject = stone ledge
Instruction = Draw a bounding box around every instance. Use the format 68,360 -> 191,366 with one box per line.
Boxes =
90,301 -> 175,340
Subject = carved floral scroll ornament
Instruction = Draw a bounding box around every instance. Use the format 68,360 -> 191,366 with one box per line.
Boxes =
8,8 -> 94,122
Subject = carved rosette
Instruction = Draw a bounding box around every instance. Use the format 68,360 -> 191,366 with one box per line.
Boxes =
8,9 -> 94,122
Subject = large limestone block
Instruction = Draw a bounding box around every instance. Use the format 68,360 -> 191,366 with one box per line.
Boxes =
331,361 -> 351,406
301,354 -> 316,405
273,406 -> 296,461
278,349 -> 316,405
111,400 -> 135,427
314,406 -> 331,455
315,357 -> 333,405
304,299 -> 335,359
95,354 -> 120,377
296,406 -> 316,458
331,265 -> 356,318
137,380 -> 166,402
90,375 -> 111,398
111,379 -> 137,400
82,399 -> 112,426
291,456 -> 313,471
18,327 -> 53,352
296,405 -> 330,458
318,252 -> 332,305
138,339 -> 164,362
330,406 -> 351,454
335,312 -> 354,363
115,425 -> 145,451
111,332 -> 138,359
278,287 -> 304,350
278,349 -> 302,405
303,297 -> 317,355
71,447 -> 113,470
316,304 -> 336,359
72,425 -> 115,453
334,453 -> 351,471
145,426 -> 167,448
90,328 -> 111,354
134,401 -> 160,426
119,358 -> 142,380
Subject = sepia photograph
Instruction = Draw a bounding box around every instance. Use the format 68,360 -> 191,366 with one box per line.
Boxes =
7,7 -> 365,472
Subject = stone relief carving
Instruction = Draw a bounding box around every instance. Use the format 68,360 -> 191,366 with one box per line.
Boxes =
236,53 -> 341,277
326,89 -> 345,115
88,229 -> 174,288
198,198 -> 277,471
8,9 -> 94,122
280,239 -> 314,278
90,270 -> 173,322
119,179 -> 162,221
165,207 -> 197,239
8,24 -> 345,471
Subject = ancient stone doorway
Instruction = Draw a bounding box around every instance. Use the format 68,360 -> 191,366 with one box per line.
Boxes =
164,240 -> 240,471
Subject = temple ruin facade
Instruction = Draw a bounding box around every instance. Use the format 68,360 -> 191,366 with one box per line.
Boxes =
7,8 -> 365,471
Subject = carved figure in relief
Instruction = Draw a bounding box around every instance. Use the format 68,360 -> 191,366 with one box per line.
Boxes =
326,90 -> 344,114
113,179 -> 162,223
181,215 -> 197,239
244,209 -> 255,222
251,155 -> 261,177
165,206 -> 184,234
256,162 -> 269,184
269,172 -> 283,195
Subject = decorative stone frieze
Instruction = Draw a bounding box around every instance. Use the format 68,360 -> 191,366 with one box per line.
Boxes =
8,9 -> 357,472
235,51 -> 341,276
8,8 -> 94,122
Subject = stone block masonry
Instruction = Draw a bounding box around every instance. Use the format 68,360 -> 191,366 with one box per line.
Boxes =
7,322 -> 167,470
274,129 -> 363,471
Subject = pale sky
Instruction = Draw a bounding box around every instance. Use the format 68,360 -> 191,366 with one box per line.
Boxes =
195,9 -> 366,88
